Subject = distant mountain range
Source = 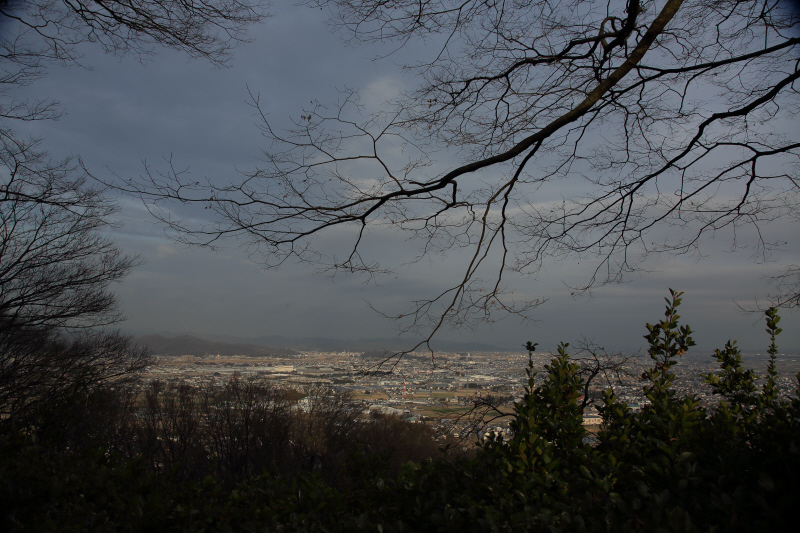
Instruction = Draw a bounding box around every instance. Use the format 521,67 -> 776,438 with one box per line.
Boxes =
135,335 -> 299,358
205,334 -> 506,353
132,332 -> 506,354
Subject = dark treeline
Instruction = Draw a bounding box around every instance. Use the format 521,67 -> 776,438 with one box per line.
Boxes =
2,375 -> 441,490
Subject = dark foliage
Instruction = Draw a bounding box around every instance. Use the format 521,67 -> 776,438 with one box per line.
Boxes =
1,291 -> 797,531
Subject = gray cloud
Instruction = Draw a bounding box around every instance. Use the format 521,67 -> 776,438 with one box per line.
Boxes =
10,4 -> 798,353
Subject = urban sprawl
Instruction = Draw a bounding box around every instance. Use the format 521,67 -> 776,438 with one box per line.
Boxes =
141,349 -> 800,445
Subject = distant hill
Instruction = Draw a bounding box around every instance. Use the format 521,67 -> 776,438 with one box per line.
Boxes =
359,349 -> 427,361
216,335 -> 505,353
135,335 -> 299,358
129,331 -> 508,354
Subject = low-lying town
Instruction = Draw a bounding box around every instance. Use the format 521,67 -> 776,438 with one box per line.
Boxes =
137,342 -> 800,445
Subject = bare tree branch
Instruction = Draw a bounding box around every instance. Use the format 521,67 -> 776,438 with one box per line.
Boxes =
119,0 -> 800,351
0,0 -> 268,423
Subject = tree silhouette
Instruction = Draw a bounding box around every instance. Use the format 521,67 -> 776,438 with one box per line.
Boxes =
122,0 -> 799,346
0,0 -> 270,421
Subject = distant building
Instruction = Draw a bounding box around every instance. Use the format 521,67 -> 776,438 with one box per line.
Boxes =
582,414 -> 602,426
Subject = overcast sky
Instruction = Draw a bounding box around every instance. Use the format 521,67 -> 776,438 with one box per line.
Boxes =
10,3 -> 799,353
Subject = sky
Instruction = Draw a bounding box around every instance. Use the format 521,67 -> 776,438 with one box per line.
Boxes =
8,3 -> 800,353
